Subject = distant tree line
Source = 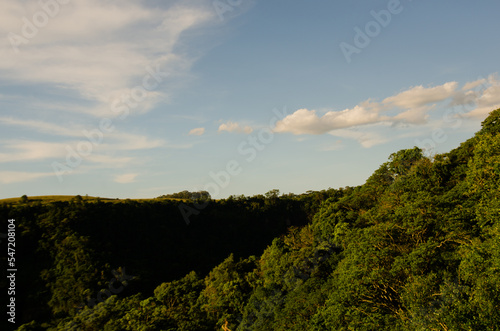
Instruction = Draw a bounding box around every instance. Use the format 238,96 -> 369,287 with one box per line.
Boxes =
157,190 -> 211,201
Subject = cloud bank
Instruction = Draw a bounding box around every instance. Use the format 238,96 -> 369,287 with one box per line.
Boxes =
273,75 -> 500,146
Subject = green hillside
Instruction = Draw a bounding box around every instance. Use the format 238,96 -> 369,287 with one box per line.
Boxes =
2,109 -> 499,330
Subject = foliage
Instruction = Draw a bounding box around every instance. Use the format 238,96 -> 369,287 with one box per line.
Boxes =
157,190 -> 211,201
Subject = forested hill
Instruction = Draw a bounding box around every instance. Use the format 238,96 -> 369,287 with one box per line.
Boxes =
0,184 -> 336,330
3,109 -> 500,330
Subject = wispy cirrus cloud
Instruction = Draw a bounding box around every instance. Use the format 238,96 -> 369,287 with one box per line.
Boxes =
0,139 -> 140,171
0,141 -> 67,162
0,117 -> 165,152
76,155 -> 135,171
114,173 -> 138,184
0,0 -> 214,111
0,171 -> 54,184
0,0 -> 217,184
0,117 -> 82,137
189,127 -> 205,136
330,128 -> 389,148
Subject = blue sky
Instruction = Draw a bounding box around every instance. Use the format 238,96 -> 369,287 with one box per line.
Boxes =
0,0 -> 499,199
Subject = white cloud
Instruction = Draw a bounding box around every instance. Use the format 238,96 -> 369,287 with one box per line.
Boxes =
0,117 -> 82,137
273,77 -> 500,146
0,171 -> 53,184
0,129 -> 165,182
0,0 -> 214,118
274,106 -> 384,135
189,127 -> 205,136
0,117 -> 166,152
0,1 -> 216,184
0,140 -> 67,162
273,107 -> 389,147
218,121 -> 253,134
83,155 -> 134,169
462,78 -> 487,91
393,105 -> 435,125
114,173 -> 138,184
102,132 -> 165,151
383,82 -> 458,109
329,129 -> 388,148
0,138 -> 146,175
464,75 -> 500,118
273,109 -> 325,135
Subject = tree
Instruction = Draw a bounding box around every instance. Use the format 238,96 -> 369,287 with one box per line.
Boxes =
199,255 -> 257,329
388,147 -> 424,178
265,189 -> 280,199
